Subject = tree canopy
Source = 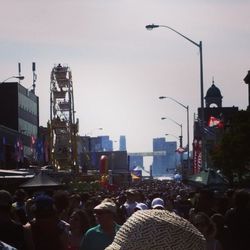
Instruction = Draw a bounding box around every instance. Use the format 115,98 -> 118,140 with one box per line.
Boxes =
211,111 -> 250,183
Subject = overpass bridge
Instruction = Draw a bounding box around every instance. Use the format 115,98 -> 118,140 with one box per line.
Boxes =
127,151 -> 166,157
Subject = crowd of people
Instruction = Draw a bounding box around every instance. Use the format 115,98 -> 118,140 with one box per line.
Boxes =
0,179 -> 250,250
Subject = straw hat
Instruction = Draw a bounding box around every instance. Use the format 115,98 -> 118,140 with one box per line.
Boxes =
105,209 -> 206,250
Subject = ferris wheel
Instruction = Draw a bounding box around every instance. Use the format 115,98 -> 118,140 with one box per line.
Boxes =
49,64 -> 78,171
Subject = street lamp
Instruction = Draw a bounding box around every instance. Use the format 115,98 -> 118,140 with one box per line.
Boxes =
161,117 -> 183,148
159,96 -> 190,172
1,75 -> 25,83
162,117 -> 184,175
146,23 -> 205,169
165,133 -> 178,140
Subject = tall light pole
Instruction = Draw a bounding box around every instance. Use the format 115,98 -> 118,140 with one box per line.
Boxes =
159,96 -> 190,172
161,117 -> 183,148
165,133 -> 179,140
165,133 -> 179,174
146,24 -> 205,169
161,116 -> 184,175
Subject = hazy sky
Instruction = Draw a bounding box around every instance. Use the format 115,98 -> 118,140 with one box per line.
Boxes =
1,0 -> 249,154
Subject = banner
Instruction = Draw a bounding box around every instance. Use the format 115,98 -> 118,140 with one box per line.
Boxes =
15,138 -> 24,162
36,138 -> 44,162
176,147 -> 186,154
193,138 -> 202,174
131,170 -> 142,181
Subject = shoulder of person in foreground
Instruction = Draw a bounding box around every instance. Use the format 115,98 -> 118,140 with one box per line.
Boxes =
79,225 -> 100,250
84,225 -> 100,237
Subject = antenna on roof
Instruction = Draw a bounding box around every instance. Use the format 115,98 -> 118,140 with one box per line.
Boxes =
31,62 -> 37,94
18,62 -> 21,84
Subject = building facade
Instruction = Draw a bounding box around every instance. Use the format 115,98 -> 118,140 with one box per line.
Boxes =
0,82 -> 39,168
194,81 -> 239,172
78,135 -> 127,172
119,135 -> 126,151
152,138 -> 177,177
100,136 -> 113,151
129,155 -> 143,170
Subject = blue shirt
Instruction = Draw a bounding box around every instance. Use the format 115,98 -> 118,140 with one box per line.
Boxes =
80,223 -> 120,250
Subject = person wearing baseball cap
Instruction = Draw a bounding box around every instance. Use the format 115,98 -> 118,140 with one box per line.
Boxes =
80,199 -> 120,250
134,203 -> 148,212
123,189 -> 138,218
26,194 -> 70,250
151,197 -> 165,209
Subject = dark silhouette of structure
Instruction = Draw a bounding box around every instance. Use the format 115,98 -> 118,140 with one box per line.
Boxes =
0,81 -> 39,169
205,81 -> 223,108
195,80 -> 238,170
243,70 -> 250,111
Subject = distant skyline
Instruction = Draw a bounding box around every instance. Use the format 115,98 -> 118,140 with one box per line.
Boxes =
0,0 -> 249,155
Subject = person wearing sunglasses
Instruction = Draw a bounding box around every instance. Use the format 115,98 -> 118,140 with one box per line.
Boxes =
80,199 -> 120,250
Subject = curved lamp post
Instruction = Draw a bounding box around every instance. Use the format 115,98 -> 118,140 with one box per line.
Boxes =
161,116 -> 184,175
146,23 -> 205,169
1,75 -> 24,83
161,117 -> 182,148
165,133 -> 179,140
159,96 -> 190,171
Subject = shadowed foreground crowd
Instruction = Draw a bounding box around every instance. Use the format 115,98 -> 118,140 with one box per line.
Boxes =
0,180 -> 250,250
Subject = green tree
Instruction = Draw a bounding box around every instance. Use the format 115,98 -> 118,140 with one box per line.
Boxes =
211,111 -> 250,183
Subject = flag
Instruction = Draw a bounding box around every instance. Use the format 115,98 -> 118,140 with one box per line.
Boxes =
36,138 -> 44,162
208,116 -> 224,128
31,135 -> 36,153
175,147 -> 186,154
131,172 -> 141,180
131,169 -> 142,178
15,138 -> 24,162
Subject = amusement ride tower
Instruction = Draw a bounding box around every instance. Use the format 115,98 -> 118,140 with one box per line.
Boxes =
48,64 -> 78,171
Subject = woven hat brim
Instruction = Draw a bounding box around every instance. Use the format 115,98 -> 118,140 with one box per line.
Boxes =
105,241 -> 120,250
105,210 -> 206,250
